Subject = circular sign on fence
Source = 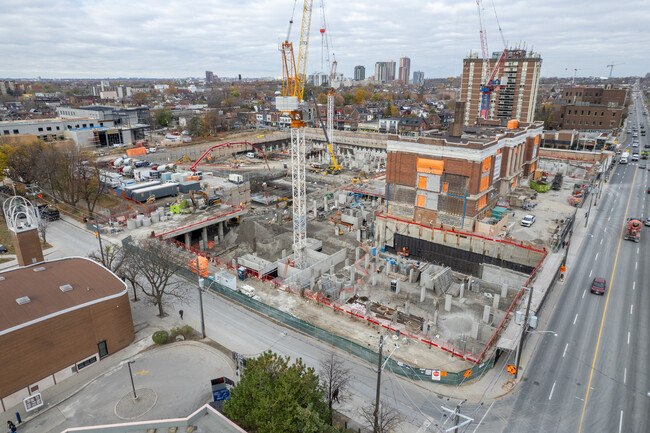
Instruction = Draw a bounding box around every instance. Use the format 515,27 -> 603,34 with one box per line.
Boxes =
431,370 -> 441,381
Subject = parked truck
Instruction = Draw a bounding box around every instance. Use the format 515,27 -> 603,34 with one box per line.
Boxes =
620,151 -> 629,164
624,218 -> 642,242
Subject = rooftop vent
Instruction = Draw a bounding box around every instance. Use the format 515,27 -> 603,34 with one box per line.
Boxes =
33,267 -> 46,272
16,296 -> 31,305
59,284 -> 73,292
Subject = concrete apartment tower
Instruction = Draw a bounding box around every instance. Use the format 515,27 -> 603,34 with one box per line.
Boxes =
399,56 -> 411,84
386,60 -> 396,81
3,196 -> 44,266
354,65 -> 365,81
460,49 -> 542,126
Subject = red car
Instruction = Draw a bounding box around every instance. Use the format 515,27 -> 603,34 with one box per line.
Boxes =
591,277 -> 606,295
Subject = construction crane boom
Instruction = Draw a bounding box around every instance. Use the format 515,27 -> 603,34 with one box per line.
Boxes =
607,62 -> 625,79
190,142 -> 271,172
296,1 -> 313,101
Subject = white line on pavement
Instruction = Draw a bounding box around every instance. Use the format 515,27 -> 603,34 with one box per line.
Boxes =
619,410 -> 624,433
636,261 -> 638,270
628,332 -> 631,345
573,314 -> 579,325
595,253 -> 599,260
624,368 -> 627,385
633,281 -> 636,291
589,270 -> 593,277
600,239 -> 603,245
563,344 -> 568,358
549,381 -> 556,400
631,304 -> 634,315
638,247 -> 640,254
582,289 -> 586,299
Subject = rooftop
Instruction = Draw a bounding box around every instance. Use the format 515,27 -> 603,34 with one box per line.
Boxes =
0,257 -> 127,335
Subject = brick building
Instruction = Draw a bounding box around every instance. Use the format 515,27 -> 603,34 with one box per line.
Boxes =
0,257 -> 134,412
385,120 -> 543,228
550,85 -> 628,131
460,49 -> 542,126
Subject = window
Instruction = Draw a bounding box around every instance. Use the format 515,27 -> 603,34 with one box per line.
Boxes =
579,120 -> 582,125
77,356 -> 97,370
592,121 -> 596,125
82,124 -> 87,128
581,110 -> 584,115
601,111 -> 605,116
56,126 -> 60,130
567,109 -> 571,115
587,111 -> 591,115
90,123 -> 94,127
46,127 -> 52,131
98,340 -> 108,358
599,121 -> 602,126
38,127 -> 43,132
13,129 -> 18,134
3,130 -> 8,135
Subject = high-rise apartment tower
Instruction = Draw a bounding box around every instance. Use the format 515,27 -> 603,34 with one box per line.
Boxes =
398,56 -> 411,84
354,65 -> 366,81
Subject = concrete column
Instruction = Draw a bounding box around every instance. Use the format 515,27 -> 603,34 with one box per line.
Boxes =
395,280 -> 400,294
345,258 -> 350,267
330,265 -> 335,275
422,320 -> 429,334
471,322 -> 480,339
492,294 -> 500,311
501,283 -> 508,298
356,229 -> 361,242
350,267 -> 356,282
213,235 -> 219,244
420,283 -> 426,302
459,283 -> 465,299
355,247 -> 360,261
218,221 -> 224,241
482,306 -> 491,323
324,197 -> 328,212
202,227 -> 208,249
405,299 -> 409,314
184,232 -> 191,247
372,273 -> 377,286
409,268 -> 415,283
282,249 -> 287,259
385,262 -> 390,275
444,294 -> 452,312
313,200 -> 317,216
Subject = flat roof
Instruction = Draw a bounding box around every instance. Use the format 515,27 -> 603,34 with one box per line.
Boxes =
0,257 -> 128,336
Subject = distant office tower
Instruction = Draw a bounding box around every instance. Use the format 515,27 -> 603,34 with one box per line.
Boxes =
460,49 -> 542,125
375,62 -> 387,82
354,65 -> 366,81
386,60 -> 396,81
413,71 -> 424,86
398,57 -> 411,84
205,70 -> 215,84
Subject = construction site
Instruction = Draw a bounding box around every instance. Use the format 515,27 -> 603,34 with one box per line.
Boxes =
92,0 -> 613,381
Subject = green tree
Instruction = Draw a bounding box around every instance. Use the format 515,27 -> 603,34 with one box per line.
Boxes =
371,92 -> 382,102
153,108 -> 172,127
343,93 -> 354,105
353,89 -> 369,104
224,351 -> 330,433
230,87 -> 241,98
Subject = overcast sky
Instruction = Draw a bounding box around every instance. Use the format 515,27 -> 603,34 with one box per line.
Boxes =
1,0 -> 648,80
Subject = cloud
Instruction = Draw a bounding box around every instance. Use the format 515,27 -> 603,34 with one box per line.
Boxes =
0,0 -> 647,79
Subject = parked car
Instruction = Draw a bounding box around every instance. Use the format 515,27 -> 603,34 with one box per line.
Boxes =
645,217 -> 650,227
0,244 -> 7,254
590,277 -> 606,295
37,204 -> 60,221
521,214 -> 536,227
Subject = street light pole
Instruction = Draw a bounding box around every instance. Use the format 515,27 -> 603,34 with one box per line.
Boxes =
514,287 -> 534,379
373,335 -> 384,433
127,360 -> 137,400
196,257 -> 206,338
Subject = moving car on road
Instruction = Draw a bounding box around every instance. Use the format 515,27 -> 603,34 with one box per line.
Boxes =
591,277 -> 606,295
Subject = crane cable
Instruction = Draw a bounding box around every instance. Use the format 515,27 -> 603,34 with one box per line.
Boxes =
285,0 -> 299,42
490,0 -> 507,49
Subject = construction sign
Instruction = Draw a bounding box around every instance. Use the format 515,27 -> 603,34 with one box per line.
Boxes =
463,369 -> 472,379
507,364 -> 517,375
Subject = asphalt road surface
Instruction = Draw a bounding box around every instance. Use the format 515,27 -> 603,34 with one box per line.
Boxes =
467,87 -> 650,433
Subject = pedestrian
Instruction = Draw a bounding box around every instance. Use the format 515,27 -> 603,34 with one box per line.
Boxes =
7,421 -> 16,433
179,309 -> 184,320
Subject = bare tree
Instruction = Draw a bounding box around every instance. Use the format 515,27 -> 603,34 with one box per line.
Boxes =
124,238 -> 188,316
77,158 -> 107,214
319,352 -> 352,419
361,402 -> 401,433
36,211 -> 48,246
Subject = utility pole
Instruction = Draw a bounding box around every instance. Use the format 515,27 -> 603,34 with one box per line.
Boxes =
454,404 -> 460,433
127,360 -> 137,400
196,257 -> 206,338
92,213 -> 105,265
584,192 -> 594,228
373,335 -> 384,433
514,286 -> 533,379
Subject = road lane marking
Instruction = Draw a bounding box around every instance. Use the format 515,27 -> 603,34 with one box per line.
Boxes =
638,247 -> 640,254
630,304 -> 633,315
589,270 -> 592,277
582,289 -> 586,299
549,381 -> 556,400
604,228 -> 607,233
600,239 -> 603,245
636,261 -> 638,270
619,410 -> 624,433
563,344 -> 568,358
595,253 -> 599,260
624,368 -> 627,385
608,216 -> 611,221
578,163 -> 639,433
633,281 -> 636,291
628,332 -> 631,345
573,314 -> 579,325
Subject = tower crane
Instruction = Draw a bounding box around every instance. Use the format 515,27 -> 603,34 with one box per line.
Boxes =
475,0 -> 507,120
607,62 -> 624,79
320,0 -> 340,173
277,0 -> 314,267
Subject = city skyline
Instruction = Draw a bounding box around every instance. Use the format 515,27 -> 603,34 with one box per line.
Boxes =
0,0 -> 647,79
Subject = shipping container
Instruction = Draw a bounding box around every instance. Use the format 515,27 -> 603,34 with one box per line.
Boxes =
122,180 -> 161,198
131,183 -> 179,202
179,180 -> 201,194
228,174 -> 244,184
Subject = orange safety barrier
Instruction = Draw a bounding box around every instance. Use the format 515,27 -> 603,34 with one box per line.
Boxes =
126,147 -> 147,157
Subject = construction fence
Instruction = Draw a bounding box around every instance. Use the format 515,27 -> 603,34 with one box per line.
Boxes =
122,237 -> 495,386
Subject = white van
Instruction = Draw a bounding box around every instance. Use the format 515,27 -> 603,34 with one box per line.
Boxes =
246,152 -> 255,158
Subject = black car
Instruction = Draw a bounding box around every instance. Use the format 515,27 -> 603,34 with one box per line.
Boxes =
37,204 -> 60,221
0,244 -> 7,254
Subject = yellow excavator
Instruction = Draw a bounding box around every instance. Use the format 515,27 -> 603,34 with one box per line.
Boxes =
352,171 -> 368,184
175,155 -> 192,165
189,190 -> 221,207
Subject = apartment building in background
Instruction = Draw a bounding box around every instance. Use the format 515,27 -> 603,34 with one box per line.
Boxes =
354,65 -> 366,81
460,49 -> 542,126
550,85 -> 628,132
399,56 -> 411,84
